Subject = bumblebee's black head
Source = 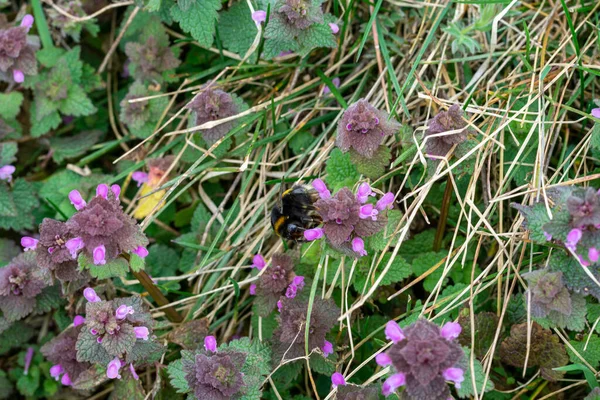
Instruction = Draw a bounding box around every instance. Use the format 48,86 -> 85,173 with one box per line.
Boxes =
271,185 -> 322,241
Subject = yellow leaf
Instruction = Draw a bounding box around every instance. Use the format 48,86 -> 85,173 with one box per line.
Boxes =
133,184 -> 166,219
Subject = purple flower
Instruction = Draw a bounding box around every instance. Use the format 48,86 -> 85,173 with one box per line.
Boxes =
115,304 -> 134,320
50,364 -> 64,380
275,0 -> 324,31
134,326 -> 149,340
592,108 -> 600,119
132,246 -> 148,258
285,283 -> 298,299
304,227 -> 324,241
440,321 -> 461,340
351,237 -> 367,257
93,245 -> 106,265
329,22 -> 340,34
68,190 -> 86,210
132,171 -> 148,187
323,77 -> 341,94
83,287 -> 101,303
65,237 -> 84,259
73,315 -> 85,326
252,254 -> 266,270
21,236 -> 38,252
359,204 -> 379,220
543,231 -> 552,241
252,10 -> 267,24
385,321 -> 405,343
24,347 -> 34,375
382,373 -> 406,397
565,228 -> 583,251
312,178 -> 331,199
277,300 -> 282,312
337,99 -> 400,158
376,192 -> 395,211
590,248 -> 600,263
96,184 -> 109,199
12,69 -> 24,83
424,104 -> 469,157
331,372 -> 346,387
21,15 -> 34,31
204,335 -> 217,352
249,284 -> 256,295
0,253 -> 46,321
0,16 -> 38,84
186,86 -> 240,144
129,363 -> 139,380
315,188 -> 360,246
107,358 -> 122,379
0,165 -> 15,181
255,253 -> 297,316
61,373 -> 72,386
356,182 -> 374,203
322,340 -> 333,357
111,185 -> 121,198
42,326 -> 92,386
292,275 -> 305,289
35,219 -> 82,282
442,367 -> 464,388
376,352 -> 392,366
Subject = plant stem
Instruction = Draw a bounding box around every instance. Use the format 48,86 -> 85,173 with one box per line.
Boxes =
30,0 -> 54,49
433,175 -> 453,252
131,268 -> 183,323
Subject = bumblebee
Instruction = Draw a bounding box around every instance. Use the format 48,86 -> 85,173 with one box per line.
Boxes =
271,185 -> 322,241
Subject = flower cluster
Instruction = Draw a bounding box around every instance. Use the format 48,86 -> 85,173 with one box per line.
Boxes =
249,253 -> 305,317
0,252 -> 47,321
337,99 -> 400,158
273,0 -> 324,33
41,316 -> 92,387
186,86 -> 240,144
0,14 -> 38,83
119,81 -> 169,139
305,180 -> 394,257
46,0 -> 99,42
377,319 -> 464,399
125,35 -> 180,83
423,104 -> 469,158
182,336 -> 246,400
271,296 -> 339,361
523,269 -> 572,318
75,289 -> 163,380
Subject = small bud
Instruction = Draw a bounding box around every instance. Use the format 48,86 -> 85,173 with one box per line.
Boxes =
106,358 -> 122,379
351,237 -> 367,257
129,363 -> 139,380
376,352 -> 392,366
252,10 -> 267,24
132,246 -> 149,258
382,373 -> 406,397
61,373 -> 72,386
111,184 -> 121,198
322,340 -> 333,357
0,165 -> 15,181
73,315 -> 85,327
21,237 -> 38,252
134,326 -> 149,340
83,287 -> 101,303
312,179 -> 331,199
68,190 -> 86,210
93,245 -> 106,265
204,335 -> 217,352
249,283 -> 257,295
543,231 -> 552,241
329,22 -> 340,34
331,372 -> 346,387
65,237 -> 84,259
304,228 -> 324,241
90,328 -> 98,335
356,182 -> 373,203
376,192 -> 395,211
441,321 -> 462,340
24,347 -> 34,375
385,320 -> 405,343
21,14 -> 34,31
96,184 -> 109,199
50,364 -> 64,380
97,336 -> 103,343
132,171 -> 148,187
443,367 -> 464,389
13,69 -> 24,83
592,108 -> 600,119
252,254 -> 266,270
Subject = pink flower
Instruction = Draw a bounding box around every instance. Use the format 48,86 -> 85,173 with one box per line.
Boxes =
134,326 -> 149,340
21,14 -> 34,31
129,363 -> 139,380
385,320 -> 405,343
96,184 -> 109,199
285,283 -> 298,299
115,305 -> 134,320
440,321 -> 462,340
249,284 -> 257,295
204,335 -> 217,352
111,184 -> 121,198
132,246 -> 149,258
292,275 -> 305,289
376,352 -> 392,366
0,165 -> 15,181
21,237 -> 38,252
68,190 -> 86,210
83,287 -> 101,302
252,254 -> 266,270
107,358 -> 122,379
65,237 -> 84,259
277,300 -> 283,312
331,372 -> 346,387
359,204 -> 379,220
50,364 -> 64,380
592,108 -> 600,119
351,237 -> 367,257
329,22 -> 340,34
565,228 -> 583,251
590,248 -> 600,263
543,231 -> 552,241
322,340 -> 333,357
356,182 -> 374,203
24,347 -> 34,375
13,69 -> 24,83
304,228 -> 324,241
60,373 -> 72,386
132,171 -> 148,187
382,373 -> 406,397
443,367 -> 464,389
579,254 -> 590,267
376,192 -> 395,211
323,77 -> 341,94
312,179 -> 331,199
252,10 -> 267,24
93,245 -> 106,265
73,315 -> 85,326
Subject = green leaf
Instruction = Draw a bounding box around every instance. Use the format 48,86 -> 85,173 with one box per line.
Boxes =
170,0 -> 221,47
36,47 -> 66,67
50,130 -> 103,163
349,145 -> 392,179
129,253 -> 145,272
325,148 -> 359,191
76,328 -> 113,364
0,322 -> 36,355
568,334 -> 600,368
369,209 -> 402,251
16,365 -> 40,397
79,253 -> 130,279
411,251 -> 447,292
0,238 -> 20,267
125,338 -> 165,364
296,22 -> 336,56
35,285 -> 63,314
30,109 -> 61,137
0,93 -> 24,120
219,1 -> 258,58
219,337 -> 271,400
457,347 -> 494,398
61,85 -> 97,117
101,323 -> 137,357
109,376 -> 146,400
0,142 -> 18,166
167,359 -> 190,394
535,293 -> 587,332
0,179 -> 39,231
511,202 -> 552,243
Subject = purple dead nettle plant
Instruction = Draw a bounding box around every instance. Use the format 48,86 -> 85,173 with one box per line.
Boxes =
0,14 -> 38,83
249,252 -> 305,317
186,86 -> 240,145
76,288 -> 162,380
124,35 -> 180,83
305,180 -> 394,257
0,252 -> 48,321
377,319 -> 465,399
423,104 -> 469,158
